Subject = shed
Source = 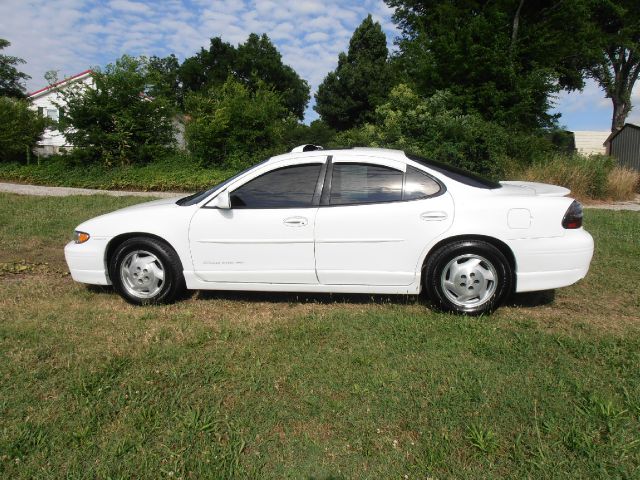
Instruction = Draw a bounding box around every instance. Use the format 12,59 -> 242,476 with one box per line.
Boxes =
604,123 -> 640,172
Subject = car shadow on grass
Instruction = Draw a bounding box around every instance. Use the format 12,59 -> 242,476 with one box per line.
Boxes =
85,285 -> 556,309
197,289 -> 556,309
195,289 -> 422,306
85,284 -> 420,306
507,289 -> 556,307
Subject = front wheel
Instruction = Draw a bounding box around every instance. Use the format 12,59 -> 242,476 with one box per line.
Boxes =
109,237 -> 185,305
424,240 -> 513,315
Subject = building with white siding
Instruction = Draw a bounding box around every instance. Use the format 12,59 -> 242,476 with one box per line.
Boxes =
572,130 -> 610,156
28,70 -> 186,155
27,70 -> 94,156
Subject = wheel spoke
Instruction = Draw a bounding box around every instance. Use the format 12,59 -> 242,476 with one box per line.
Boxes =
443,279 -> 457,293
464,257 -> 481,270
122,268 -> 135,285
456,291 -> 474,302
447,260 -> 463,279
150,263 -> 164,281
479,266 -> 495,282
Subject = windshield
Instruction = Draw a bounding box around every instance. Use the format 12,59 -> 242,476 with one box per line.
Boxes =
405,153 -> 501,189
176,159 -> 269,206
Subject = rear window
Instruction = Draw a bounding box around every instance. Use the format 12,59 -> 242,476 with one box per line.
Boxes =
406,153 -> 501,189
404,166 -> 442,200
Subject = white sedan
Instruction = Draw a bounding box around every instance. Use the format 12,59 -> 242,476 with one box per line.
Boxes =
64,146 -> 594,315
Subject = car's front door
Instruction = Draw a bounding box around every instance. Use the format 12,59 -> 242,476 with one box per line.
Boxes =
189,158 -> 326,283
314,155 -> 454,286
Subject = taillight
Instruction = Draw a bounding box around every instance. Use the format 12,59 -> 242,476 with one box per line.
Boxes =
562,200 -> 583,229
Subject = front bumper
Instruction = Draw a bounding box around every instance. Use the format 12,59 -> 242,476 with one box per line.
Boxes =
511,228 -> 594,293
64,239 -> 111,285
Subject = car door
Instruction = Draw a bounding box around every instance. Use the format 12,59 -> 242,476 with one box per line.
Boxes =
314,155 -> 454,286
189,158 -> 326,283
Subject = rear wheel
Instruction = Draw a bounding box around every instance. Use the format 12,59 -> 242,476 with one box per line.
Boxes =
424,240 -> 512,315
110,237 -> 185,305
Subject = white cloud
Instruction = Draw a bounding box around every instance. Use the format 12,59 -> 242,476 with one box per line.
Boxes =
289,0 -> 326,15
304,31 -> 330,43
110,0 -> 151,13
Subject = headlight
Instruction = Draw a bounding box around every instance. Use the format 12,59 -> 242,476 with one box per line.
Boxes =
74,231 -> 90,244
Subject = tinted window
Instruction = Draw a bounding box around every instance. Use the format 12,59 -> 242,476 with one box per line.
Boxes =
330,163 -> 403,205
177,158 -> 270,206
406,153 -> 501,189
230,164 -> 322,208
403,166 -> 441,200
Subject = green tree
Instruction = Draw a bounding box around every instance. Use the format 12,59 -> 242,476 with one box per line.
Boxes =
315,15 -> 393,130
58,55 -> 175,166
0,97 -> 49,162
179,34 -> 310,120
236,34 -> 310,120
184,77 -> 295,166
179,37 -> 237,94
283,119 -> 337,150
147,54 -> 181,105
585,0 -> 640,131
387,0 -> 594,130
0,39 -> 30,98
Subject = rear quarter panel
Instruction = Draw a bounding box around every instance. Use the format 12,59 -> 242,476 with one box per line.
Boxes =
414,183 -> 577,277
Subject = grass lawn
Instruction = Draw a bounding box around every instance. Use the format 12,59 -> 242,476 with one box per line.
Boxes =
0,193 -> 639,479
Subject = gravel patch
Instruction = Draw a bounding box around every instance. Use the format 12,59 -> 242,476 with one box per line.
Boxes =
0,182 -> 187,198
584,194 -> 640,211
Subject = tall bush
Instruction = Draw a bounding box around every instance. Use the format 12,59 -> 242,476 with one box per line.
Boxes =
184,77 -> 295,167
335,84 -> 551,178
517,154 -> 616,199
58,55 -> 175,167
0,97 -> 48,163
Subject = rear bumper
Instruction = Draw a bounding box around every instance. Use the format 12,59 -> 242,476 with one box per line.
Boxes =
64,239 -> 111,285
511,229 -> 594,293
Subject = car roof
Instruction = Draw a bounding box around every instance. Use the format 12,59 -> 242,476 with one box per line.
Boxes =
267,147 -> 409,164
267,147 -> 503,191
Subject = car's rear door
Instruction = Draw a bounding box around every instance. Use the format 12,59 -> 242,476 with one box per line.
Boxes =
189,157 -> 326,283
314,154 -> 454,286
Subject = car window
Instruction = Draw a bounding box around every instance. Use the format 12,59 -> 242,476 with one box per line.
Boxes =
406,153 -> 501,189
329,163 -> 403,205
230,163 -> 322,209
177,158 -> 270,206
403,166 -> 441,200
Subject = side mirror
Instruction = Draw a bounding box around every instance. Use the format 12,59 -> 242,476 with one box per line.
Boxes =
211,190 -> 231,209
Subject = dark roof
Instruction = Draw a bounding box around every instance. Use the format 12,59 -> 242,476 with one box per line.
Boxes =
604,123 -> 640,146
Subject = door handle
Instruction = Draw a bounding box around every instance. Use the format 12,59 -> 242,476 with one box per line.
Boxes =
420,211 -> 448,221
283,216 -> 308,227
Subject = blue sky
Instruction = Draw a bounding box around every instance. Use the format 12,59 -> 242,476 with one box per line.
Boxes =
1,0 -> 637,130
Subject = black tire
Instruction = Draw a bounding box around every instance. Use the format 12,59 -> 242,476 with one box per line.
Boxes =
424,240 -> 513,315
109,236 -> 186,305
